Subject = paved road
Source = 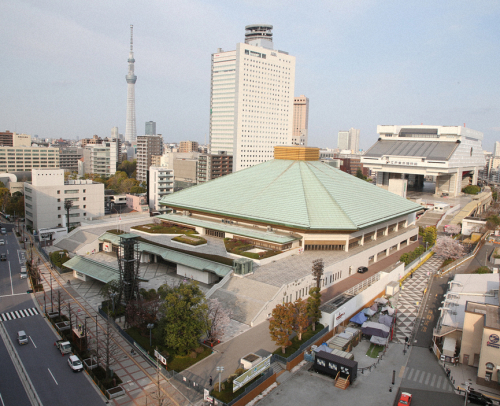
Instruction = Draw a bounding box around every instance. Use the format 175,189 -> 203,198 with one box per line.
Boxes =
0,333 -> 31,406
0,224 -> 106,406
394,387 -> 463,406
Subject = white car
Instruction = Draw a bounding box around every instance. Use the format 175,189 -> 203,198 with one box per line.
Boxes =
0,239 -> 4,245
68,355 -> 83,372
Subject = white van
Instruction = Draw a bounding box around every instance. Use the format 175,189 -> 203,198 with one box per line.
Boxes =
20,266 -> 27,279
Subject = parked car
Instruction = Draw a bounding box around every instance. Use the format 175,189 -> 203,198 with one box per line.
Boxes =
17,330 -> 29,345
68,355 -> 83,372
468,390 -> 493,405
0,228 -> 6,234
0,239 -> 4,245
357,266 -> 368,274
398,392 -> 412,406
0,253 -> 6,261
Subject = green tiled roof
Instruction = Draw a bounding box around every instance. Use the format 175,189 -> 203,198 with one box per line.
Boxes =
159,160 -> 422,230
99,232 -> 233,277
156,214 -> 298,244
64,256 -> 120,284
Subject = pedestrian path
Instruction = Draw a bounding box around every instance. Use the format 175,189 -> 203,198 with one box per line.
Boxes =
0,307 -> 39,321
402,366 -> 454,393
394,255 -> 442,344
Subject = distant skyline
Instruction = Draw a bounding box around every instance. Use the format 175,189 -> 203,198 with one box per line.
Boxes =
1,1 -> 499,152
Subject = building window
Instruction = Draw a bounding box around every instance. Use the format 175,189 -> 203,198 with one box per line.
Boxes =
486,362 -> 494,370
83,189 -> 86,193
485,372 -> 492,381
58,215 -> 61,218
83,197 -> 86,201
83,205 -> 86,208
57,199 -> 61,202
58,207 -> 61,210
64,190 -> 79,194
57,190 -> 60,194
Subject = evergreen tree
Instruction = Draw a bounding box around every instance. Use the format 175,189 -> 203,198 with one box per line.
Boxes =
423,226 -> 437,247
157,281 -> 208,354
307,287 -> 322,331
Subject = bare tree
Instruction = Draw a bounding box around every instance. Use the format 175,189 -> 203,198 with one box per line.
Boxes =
102,319 -> 121,380
206,298 -> 232,344
148,358 -> 170,406
312,259 -> 324,290
434,236 -> 465,260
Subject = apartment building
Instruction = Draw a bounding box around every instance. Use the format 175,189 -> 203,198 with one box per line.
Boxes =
136,135 -> 163,182
0,146 -> 59,173
24,169 -> 104,231
197,153 -> 233,183
179,141 -> 199,153
59,147 -> 83,172
148,167 -> 174,213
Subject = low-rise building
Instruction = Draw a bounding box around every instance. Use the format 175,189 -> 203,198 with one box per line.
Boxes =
0,146 -> 59,173
24,169 -> 104,231
126,193 -> 149,213
59,147 -> 83,172
179,141 -> 199,153
0,132 -> 31,147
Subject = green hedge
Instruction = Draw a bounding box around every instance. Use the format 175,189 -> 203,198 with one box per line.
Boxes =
399,245 -> 426,266
223,238 -> 282,260
49,250 -> 70,268
462,185 -> 481,195
131,224 -> 198,235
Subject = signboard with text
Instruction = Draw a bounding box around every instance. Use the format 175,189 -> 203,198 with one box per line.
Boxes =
233,355 -> 271,393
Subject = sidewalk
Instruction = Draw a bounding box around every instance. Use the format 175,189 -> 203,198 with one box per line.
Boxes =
30,242 -> 199,406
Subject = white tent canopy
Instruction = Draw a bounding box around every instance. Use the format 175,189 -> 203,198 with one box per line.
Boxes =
363,307 -> 376,316
375,297 -> 388,305
382,306 -> 395,315
370,335 -> 388,345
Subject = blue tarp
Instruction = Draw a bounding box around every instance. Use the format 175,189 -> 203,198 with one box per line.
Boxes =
350,312 -> 368,325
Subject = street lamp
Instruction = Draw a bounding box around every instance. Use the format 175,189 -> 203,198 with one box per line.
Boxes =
462,379 -> 472,406
147,323 -> 154,348
216,366 -> 224,392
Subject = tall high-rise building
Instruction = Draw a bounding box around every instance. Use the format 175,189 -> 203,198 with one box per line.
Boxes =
125,25 -> 137,143
494,141 -> 500,157
145,121 -> 156,136
136,135 -> 163,182
292,95 -> 309,146
210,24 -> 296,172
337,128 -> 360,152
111,127 -> 119,139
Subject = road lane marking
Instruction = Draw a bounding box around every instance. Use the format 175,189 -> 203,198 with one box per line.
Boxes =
436,376 -> 442,388
0,293 -> 28,298
413,370 -> 420,381
0,393 -> 5,406
407,368 -> 414,380
399,366 -> 406,378
8,262 -> 13,295
48,368 -> 58,385
30,336 -> 37,348
424,372 -> 431,385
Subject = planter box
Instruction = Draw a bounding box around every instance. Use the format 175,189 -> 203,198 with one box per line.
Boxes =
106,386 -> 125,399
55,321 -> 71,332
83,358 -> 98,370
47,311 -> 59,319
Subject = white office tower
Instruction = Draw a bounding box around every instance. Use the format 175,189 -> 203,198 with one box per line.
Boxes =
125,25 -> 137,143
111,127 -> 119,139
210,24 -> 296,171
337,128 -> 360,152
494,141 -> 500,157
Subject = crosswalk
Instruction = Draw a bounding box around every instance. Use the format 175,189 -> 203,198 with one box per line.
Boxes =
402,366 -> 454,392
394,255 -> 442,343
0,307 -> 39,322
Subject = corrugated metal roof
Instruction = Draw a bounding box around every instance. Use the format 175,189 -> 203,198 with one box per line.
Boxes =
159,159 -> 421,230
156,214 -> 297,244
98,232 -> 233,277
63,256 -> 119,284
364,140 -> 458,161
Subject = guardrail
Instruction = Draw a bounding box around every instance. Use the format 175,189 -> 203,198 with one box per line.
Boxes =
271,326 -> 330,365
345,272 -> 382,296
206,270 -> 233,298
358,344 -> 389,373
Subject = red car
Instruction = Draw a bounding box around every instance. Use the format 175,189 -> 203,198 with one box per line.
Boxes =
398,392 -> 412,406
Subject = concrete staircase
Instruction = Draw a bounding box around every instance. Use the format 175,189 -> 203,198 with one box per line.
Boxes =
211,278 -> 280,325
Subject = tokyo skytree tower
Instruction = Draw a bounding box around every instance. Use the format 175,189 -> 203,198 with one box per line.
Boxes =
125,25 -> 137,143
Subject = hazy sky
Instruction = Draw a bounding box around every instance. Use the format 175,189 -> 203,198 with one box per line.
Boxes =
2,0 -> 499,151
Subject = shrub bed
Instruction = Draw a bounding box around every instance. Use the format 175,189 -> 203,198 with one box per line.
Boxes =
223,238 -> 282,260
462,185 -> 481,195
211,368 -> 260,404
49,250 -> 70,269
474,266 -> 492,274
125,326 -> 212,372
272,323 -> 325,357
172,234 -> 207,246
131,224 -> 198,235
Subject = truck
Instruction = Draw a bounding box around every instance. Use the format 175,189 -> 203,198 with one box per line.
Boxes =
55,339 -> 72,355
